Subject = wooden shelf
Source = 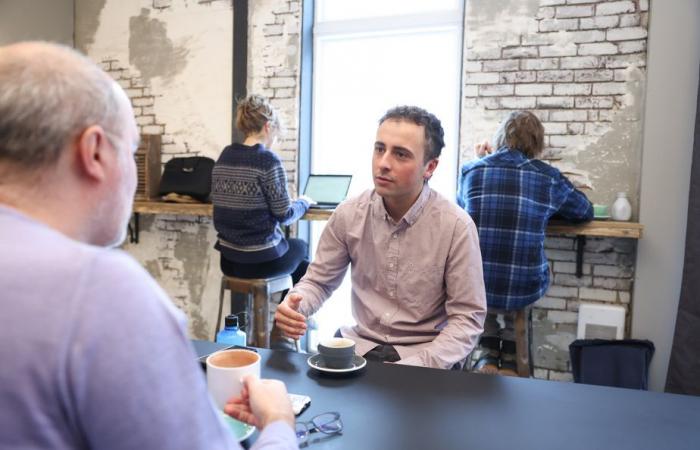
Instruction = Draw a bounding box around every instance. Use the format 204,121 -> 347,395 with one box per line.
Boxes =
133,202 -> 642,239
132,201 -> 333,221
547,220 -> 643,239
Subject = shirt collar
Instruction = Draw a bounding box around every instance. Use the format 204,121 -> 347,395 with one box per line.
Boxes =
372,183 -> 431,227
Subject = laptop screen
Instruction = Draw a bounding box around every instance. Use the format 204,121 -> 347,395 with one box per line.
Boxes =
302,175 -> 352,207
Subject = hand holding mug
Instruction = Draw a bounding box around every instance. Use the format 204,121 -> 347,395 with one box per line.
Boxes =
224,375 -> 295,429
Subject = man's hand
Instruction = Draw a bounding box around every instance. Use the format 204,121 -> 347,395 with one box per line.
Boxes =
224,375 -> 295,429
298,195 -> 317,206
274,293 -> 308,339
475,140 -> 494,158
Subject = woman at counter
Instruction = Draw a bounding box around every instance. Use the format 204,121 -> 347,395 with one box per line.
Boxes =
211,94 -> 313,285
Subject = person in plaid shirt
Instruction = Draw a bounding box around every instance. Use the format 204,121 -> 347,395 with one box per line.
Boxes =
458,110 -> 593,376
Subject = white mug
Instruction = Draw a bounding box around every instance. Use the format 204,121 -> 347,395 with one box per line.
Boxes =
206,349 -> 261,410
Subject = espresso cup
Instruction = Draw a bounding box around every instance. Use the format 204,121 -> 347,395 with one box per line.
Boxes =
206,349 -> 261,409
317,337 -> 356,369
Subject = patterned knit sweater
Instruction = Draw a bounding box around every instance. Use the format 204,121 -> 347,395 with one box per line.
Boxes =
211,143 -> 309,263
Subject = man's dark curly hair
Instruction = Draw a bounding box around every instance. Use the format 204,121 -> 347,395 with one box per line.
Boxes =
379,105 -> 445,162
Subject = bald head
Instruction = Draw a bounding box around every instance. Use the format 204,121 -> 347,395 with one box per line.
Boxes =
0,41 -> 122,171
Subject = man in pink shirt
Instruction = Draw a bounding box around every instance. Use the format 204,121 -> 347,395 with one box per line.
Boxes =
275,106 -> 487,369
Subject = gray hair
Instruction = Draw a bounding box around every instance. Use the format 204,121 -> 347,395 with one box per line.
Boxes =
0,42 -> 122,169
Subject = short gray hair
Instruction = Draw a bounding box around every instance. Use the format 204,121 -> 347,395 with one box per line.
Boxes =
0,42 -> 121,169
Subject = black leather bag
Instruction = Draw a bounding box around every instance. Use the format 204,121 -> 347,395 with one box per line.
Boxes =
158,156 -> 215,202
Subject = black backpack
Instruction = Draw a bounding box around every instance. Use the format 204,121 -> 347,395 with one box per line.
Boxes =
158,156 -> 215,202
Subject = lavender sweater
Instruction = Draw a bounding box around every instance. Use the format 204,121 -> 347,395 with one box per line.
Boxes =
0,205 -> 297,450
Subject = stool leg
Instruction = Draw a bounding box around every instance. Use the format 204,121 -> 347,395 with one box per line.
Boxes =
253,286 -> 271,348
514,308 -> 531,378
214,279 -> 226,341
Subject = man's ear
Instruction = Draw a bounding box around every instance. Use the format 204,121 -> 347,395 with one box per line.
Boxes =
423,158 -> 439,181
76,125 -> 109,182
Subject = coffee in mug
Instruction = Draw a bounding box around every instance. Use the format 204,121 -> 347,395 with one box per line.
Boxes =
317,337 -> 356,369
206,349 -> 261,409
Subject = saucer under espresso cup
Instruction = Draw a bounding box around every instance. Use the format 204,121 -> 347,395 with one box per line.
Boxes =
317,337 -> 356,369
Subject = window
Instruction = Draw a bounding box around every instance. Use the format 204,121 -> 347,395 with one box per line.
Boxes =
305,0 -> 465,343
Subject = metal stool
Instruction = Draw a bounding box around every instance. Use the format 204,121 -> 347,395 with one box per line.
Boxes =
214,274 -> 292,348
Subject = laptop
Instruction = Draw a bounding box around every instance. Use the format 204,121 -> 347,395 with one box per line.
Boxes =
302,174 -> 352,209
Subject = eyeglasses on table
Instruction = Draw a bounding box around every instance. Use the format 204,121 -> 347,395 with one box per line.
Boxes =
295,411 -> 343,443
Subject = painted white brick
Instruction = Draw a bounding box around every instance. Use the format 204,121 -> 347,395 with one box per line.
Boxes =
538,97 -> 575,108
547,285 -> 579,298
585,122 -> 611,136
500,96 -> 537,109
500,71 -> 538,83
482,59 -> 520,71
538,7 -> 555,19
568,30 -> 607,43
463,60 -> 482,72
549,371 -> 574,382
548,310 -> 578,324
567,0 -> 606,3
521,33 -> 560,46
263,24 -> 283,36
268,77 -> 295,88
592,82 -> 627,95
546,249 -> 577,262
560,56 -> 602,69
521,58 -> 559,70
550,110 -> 588,121
463,72 -> 500,84
533,368 -> 549,380
580,15 -> 620,30
618,40 -> 646,54
593,277 -> 632,291
568,123 -> 585,134
537,70 -> 574,82
540,0 -> 565,5
575,96 -> 614,108
537,297 -> 567,310
640,0 -> 649,12
598,110 -> 614,121
596,1 -> 635,16
619,13 -> 641,27
588,110 -> 599,120
542,122 -> 568,134
578,42 -> 618,56
132,97 -> 154,107
540,18 -> 579,32
467,47 -> 502,60
607,27 -> 647,41
540,44 -> 577,57
556,5 -> 594,18
579,287 -> 617,302
604,53 -> 646,68
274,88 -> 295,98
515,83 -> 553,96
502,47 -> 539,59
117,79 -> 131,89
479,84 -> 514,96
550,134 -> 584,147
553,83 -> 591,95
593,264 -> 633,278
574,69 -> 614,82
463,85 -> 479,97
142,125 -> 165,134
554,261 -> 591,275
136,116 -> 154,126
125,88 -> 143,98
619,291 -> 631,304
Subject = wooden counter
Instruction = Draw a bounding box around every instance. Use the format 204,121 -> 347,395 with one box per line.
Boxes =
132,201 -> 642,238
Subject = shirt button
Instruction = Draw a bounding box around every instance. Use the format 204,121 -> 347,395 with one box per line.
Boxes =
389,291 -> 395,297
389,263 -> 394,268
392,233 -> 398,239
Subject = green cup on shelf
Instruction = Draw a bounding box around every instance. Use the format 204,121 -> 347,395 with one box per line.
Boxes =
593,204 -> 609,218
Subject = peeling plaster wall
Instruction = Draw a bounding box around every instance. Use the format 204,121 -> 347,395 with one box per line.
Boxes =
75,0 -> 233,339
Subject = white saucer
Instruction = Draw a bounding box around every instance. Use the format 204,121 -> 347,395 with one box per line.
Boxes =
307,353 -> 367,373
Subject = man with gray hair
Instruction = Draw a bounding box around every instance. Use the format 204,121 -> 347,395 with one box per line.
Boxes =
0,42 -> 296,449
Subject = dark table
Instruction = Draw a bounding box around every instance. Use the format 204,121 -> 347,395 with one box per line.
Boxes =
230,346 -> 699,450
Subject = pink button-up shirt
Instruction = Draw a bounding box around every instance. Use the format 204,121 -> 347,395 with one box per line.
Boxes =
293,185 -> 486,369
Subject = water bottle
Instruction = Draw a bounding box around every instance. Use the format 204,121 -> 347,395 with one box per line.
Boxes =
611,192 -> 632,221
216,314 -> 246,346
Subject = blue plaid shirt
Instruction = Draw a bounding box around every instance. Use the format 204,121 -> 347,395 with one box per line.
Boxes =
458,148 -> 593,310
